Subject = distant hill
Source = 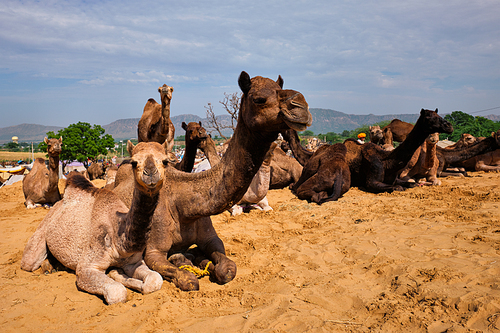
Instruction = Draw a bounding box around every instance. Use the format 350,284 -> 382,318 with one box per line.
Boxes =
2,109 -> 498,143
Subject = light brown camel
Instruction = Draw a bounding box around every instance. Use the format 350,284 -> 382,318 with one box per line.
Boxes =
21,141 -> 170,304
103,165 -> 118,190
382,119 -> 414,143
398,133 -> 441,186
444,133 -> 477,150
344,109 -> 453,193
369,125 -> 383,145
22,137 -> 62,209
281,129 -> 350,203
231,143 -> 277,215
381,127 -> 395,151
87,162 -> 106,180
137,84 -> 176,156
454,132 -> 500,172
143,71 -> 312,291
269,146 -> 303,189
436,130 -> 500,177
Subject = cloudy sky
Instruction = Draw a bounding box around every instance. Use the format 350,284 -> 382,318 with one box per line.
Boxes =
1,0 -> 499,128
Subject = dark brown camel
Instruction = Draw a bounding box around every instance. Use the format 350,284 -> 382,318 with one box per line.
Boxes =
143,71 -> 312,291
344,109 -> 453,193
137,84 -> 176,157
437,130 -> 500,176
22,137 -> 62,209
176,121 -> 209,172
281,129 -> 350,203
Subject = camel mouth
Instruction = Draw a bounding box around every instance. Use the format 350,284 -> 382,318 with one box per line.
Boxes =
278,90 -> 312,132
282,116 -> 310,132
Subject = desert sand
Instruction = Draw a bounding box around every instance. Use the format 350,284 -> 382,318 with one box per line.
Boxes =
1,172 -> 500,332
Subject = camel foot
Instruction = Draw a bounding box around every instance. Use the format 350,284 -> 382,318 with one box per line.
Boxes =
41,259 -> 56,274
211,259 -> 237,285
103,283 -> 128,305
173,270 -> 200,291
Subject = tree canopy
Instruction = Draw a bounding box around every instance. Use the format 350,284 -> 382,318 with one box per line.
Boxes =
442,111 -> 500,142
40,122 -> 115,169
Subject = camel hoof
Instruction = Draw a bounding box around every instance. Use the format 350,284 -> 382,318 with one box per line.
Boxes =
213,261 -> 237,285
142,272 -> 163,294
103,283 -> 128,305
175,271 -> 199,291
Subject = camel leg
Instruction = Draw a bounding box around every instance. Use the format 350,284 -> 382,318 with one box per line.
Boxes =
144,247 -> 200,291
122,260 -> 163,294
231,204 -> 244,216
196,217 -> 236,285
20,228 -> 48,271
25,199 -> 37,209
76,267 -> 128,304
256,196 -> 272,211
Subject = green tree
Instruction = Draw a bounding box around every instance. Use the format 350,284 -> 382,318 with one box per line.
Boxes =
40,122 -> 115,170
443,111 -> 500,142
4,142 -> 20,151
299,130 -> 315,137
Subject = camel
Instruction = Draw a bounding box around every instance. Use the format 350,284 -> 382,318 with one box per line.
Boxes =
343,109 -> 453,193
137,84 -> 176,157
281,129 -> 350,203
176,122 -> 209,172
231,143 -> 277,215
369,125 -> 383,145
21,141 -> 170,304
457,148 -> 500,172
444,133 -> 478,150
436,130 -> 500,177
269,146 -> 303,189
142,71 -> 312,292
103,165 -> 118,190
381,127 -> 395,151
22,137 -> 62,209
398,133 -> 441,186
87,162 -> 106,180
382,119 -> 414,143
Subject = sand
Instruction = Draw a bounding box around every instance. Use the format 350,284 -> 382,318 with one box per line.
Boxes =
1,172 -> 500,332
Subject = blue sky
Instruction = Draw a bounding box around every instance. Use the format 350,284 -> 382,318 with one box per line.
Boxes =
1,0 -> 499,128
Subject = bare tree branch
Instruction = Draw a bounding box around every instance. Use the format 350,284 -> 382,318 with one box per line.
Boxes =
204,92 -> 241,139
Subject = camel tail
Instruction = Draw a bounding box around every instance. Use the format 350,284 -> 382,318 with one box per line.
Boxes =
324,171 -> 344,203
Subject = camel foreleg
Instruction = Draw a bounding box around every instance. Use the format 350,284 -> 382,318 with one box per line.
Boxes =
76,267 -> 128,305
109,260 -> 163,295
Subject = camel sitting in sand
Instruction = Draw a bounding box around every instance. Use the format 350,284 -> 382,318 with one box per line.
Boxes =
86,162 -> 106,180
453,133 -> 500,172
231,143 -> 277,215
142,72 -> 311,292
344,109 -> 453,193
436,131 -> 500,177
21,141 -> 170,304
444,133 -> 478,150
381,127 -> 395,151
269,146 -> 303,189
398,133 -> 441,186
138,84 -> 176,157
22,137 -> 62,209
281,129 -> 350,204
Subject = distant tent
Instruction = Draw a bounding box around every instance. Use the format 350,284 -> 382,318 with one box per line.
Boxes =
0,174 -> 24,188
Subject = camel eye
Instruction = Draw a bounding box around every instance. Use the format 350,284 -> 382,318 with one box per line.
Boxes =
131,161 -> 138,168
253,97 -> 266,104
162,159 -> 169,166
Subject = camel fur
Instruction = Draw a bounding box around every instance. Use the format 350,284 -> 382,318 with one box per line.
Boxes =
398,133 -> 441,186
21,141 -> 170,304
369,125 -> 383,145
444,133 -> 478,150
344,109 -> 453,193
22,137 -> 62,209
382,119 -> 414,143
143,71 -> 312,292
231,142 -> 277,215
87,162 -> 106,180
137,84 -> 176,157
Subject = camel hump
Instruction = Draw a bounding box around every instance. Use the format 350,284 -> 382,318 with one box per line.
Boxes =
65,172 -> 99,194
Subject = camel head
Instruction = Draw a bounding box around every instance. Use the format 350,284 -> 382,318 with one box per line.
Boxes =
492,129 -> 500,147
44,137 -> 62,156
419,109 -> 453,135
238,71 -> 312,133
182,121 -> 208,145
126,141 -> 169,195
426,132 -> 440,145
158,84 -> 174,103
460,133 -> 477,146
369,126 -> 383,142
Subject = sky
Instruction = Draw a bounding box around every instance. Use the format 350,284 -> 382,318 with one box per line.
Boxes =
1,0 -> 499,128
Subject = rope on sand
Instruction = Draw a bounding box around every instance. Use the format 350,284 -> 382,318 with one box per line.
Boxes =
179,261 -> 212,277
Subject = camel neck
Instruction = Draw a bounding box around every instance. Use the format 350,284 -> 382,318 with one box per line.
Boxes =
177,140 -> 198,172
282,129 -> 312,166
387,119 -> 431,171
48,154 -> 60,184
423,142 -> 437,170
201,137 -> 221,166
122,188 -> 159,252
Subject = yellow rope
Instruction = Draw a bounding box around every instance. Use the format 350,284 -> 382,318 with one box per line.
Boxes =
179,261 -> 212,277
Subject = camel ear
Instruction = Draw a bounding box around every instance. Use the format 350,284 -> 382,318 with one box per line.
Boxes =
277,75 -> 284,89
158,87 -> 162,93
435,108 -> 438,113
182,122 -> 187,130
199,121 -> 202,126
238,71 -> 251,95
44,137 -> 48,144
420,108 -> 425,115
170,86 -> 174,93
59,136 -> 62,143
127,140 -> 135,157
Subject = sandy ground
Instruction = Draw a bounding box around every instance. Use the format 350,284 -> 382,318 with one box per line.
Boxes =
1,172 -> 500,332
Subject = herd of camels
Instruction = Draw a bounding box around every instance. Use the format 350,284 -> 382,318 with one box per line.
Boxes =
19,71 -> 500,304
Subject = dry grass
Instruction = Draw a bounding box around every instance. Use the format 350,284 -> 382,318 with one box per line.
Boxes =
0,151 -> 46,162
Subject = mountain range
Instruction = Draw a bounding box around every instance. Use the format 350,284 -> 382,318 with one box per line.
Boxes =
1,108 -> 499,144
